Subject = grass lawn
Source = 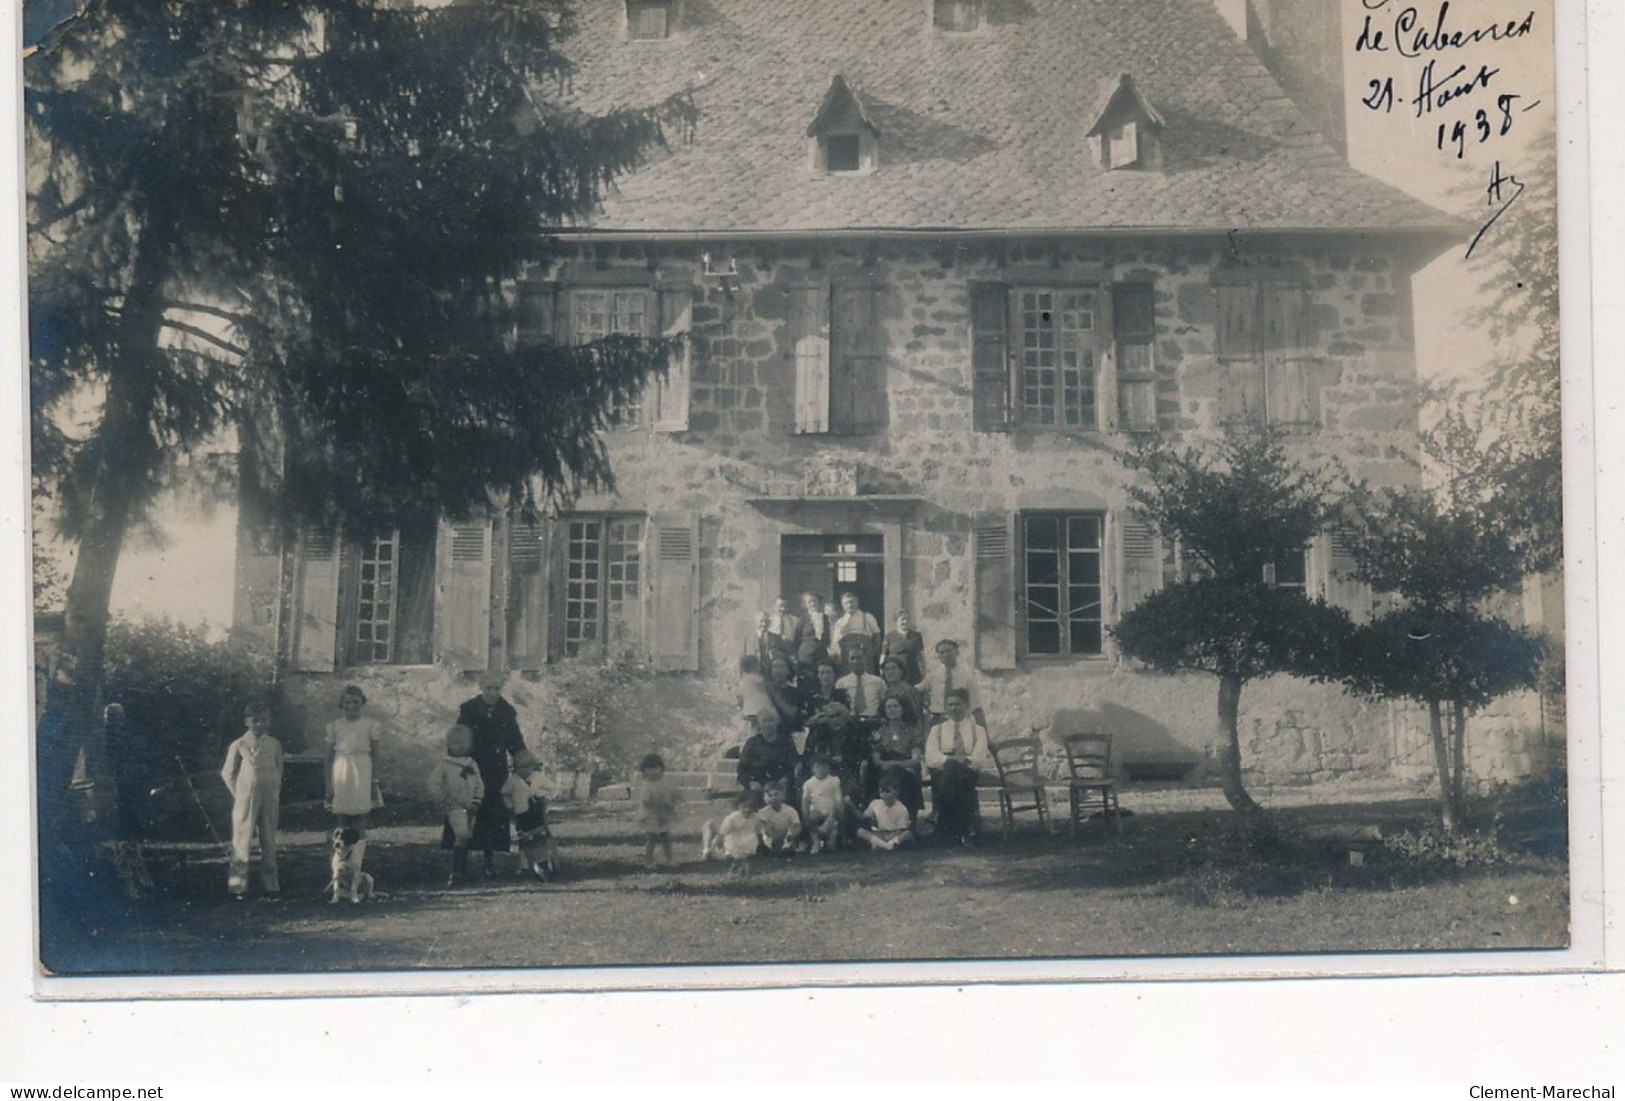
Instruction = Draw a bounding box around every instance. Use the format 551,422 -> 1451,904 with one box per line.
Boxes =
40,782 -> 1570,977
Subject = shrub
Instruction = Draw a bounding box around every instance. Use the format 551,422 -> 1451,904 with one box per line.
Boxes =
1382,825 -> 1507,867
100,619 -> 273,770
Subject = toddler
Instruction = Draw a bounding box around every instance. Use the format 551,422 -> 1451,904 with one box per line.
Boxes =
426,724 -> 484,887
504,749 -> 556,882
634,752 -> 682,868
703,791 -> 763,879
221,701 -> 284,900
800,753 -> 845,854
857,783 -> 915,851
755,780 -> 802,855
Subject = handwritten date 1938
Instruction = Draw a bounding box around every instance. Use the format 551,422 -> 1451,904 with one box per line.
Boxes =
1436,95 -> 1523,159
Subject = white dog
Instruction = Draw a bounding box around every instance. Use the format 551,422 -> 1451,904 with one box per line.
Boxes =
325,827 -> 375,904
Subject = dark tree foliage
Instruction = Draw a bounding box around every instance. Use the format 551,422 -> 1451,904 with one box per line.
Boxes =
26,0 -> 689,866
1112,428 -> 1354,816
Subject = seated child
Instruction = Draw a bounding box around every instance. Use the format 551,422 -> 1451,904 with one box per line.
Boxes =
504,749 -> 556,883
857,782 -> 915,851
755,781 -> 802,856
800,753 -> 846,854
702,791 -> 763,879
634,752 -> 682,869
426,724 -> 484,887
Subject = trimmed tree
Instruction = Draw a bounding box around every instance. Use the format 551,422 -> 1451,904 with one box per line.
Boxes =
28,1 -> 690,847
1340,407 -> 1546,833
1112,428 -> 1354,816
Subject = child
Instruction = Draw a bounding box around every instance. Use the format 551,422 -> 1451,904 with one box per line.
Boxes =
755,780 -> 802,856
220,701 -> 284,900
426,725 -> 485,887
324,684 -> 382,885
857,782 -> 915,851
800,753 -> 845,854
703,791 -> 763,879
504,749 -> 556,882
634,752 -> 682,869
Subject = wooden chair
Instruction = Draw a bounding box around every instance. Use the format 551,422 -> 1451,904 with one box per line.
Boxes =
1061,733 -> 1121,837
988,736 -> 1052,841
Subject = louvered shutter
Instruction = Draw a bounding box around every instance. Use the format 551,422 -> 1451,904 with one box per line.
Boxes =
789,285 -> 831,433
507,518 -> 554,668
1119,515 -> 1161,616
292,527 -> 340,672
973,512 -> 1017,671
654,287 -> 692,431
970,283 -> 1011,430
832,284 -> 885,433
648,514 -> 700,671
1324,526 -> 1370,620
436,518 -> 491,671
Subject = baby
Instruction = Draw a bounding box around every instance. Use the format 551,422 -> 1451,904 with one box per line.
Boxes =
426,725 -> 484,887
504,749 -> 557,882
703,791 -> 764,879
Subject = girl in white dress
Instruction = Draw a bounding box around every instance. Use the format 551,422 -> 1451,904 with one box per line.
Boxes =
325,685 -> 383,878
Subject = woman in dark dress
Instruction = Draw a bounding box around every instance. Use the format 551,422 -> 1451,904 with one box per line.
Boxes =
456,671 -> 527,875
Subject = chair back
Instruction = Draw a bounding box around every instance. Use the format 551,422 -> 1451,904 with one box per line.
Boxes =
1062,733 -> 1113,784
990,736 -> 1044,784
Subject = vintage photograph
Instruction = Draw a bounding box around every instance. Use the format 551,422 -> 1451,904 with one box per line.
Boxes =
24,0 -> 1571,981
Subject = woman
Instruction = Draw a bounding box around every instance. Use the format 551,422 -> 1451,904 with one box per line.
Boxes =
795,591 -> 830,674
455,671 -> 527,875
880,610 -> 926,687
869,695 -> 924,816
878,655 -> 930,736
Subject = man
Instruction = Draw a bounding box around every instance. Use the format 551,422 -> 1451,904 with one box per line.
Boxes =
743,611 -> 789,671
922,688 -> 991,844
920,638 -> 985,726
835,641 -> 886,722
829,591 -> 881,674
766,596 -> 800,647
456,670 -> 527,875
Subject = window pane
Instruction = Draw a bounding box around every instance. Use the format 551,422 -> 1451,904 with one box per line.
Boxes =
1025,514 -> 1060,549
826,134 -> 861,172
1027,620 -> 1061,655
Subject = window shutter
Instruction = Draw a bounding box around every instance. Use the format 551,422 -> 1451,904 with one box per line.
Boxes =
1324,526 -> 1370,620
1113,283 -> 1157,431
654,287 -> 692,431
516,281 -> 558,347
435,518 -> 491,671
1215,284 -> 1257,361
1118,515 -> 1160,616
970,283 -> 1011,431
647,514 -> 700,671
973,513 -> 1017,671
1263,286 -> 1317,426
292,527 -> 340,672
789,285 -> 831,434
831,284 -> 885,433
506,517 -> 554,669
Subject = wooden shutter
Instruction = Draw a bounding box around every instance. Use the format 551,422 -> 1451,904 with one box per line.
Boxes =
973,512 -> 1017,671
436,518 -> 491,671
831,284 -> 885,433
789,285 -> 830,434
654,287 -> 692,431
516,281 -> 558,346
1263,286 -> 1317,426
647,514 -> 700,671
1119,515 -> 1160,617
507,517 -> 554,669
970,282 -> 1011,431
292,526 -> 340,672
1215,284 -> 1257,361
1114,283 -> 1157,431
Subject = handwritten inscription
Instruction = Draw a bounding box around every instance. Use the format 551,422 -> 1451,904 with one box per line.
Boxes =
1466,161 -> 1525,259
1355,0 -> 1536,58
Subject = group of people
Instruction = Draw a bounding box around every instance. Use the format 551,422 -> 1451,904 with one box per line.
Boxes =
727,592 -> 995,855
217,594 -> 995,899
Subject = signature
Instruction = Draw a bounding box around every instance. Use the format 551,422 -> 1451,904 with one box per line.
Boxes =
1465,161 -> 1524,259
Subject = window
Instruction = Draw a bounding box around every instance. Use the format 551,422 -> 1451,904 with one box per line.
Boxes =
1114,284 -> 1158,430
933,0 -> 982,33
789,283 -> 886,435
807,76 -> 879,174
1022,512 -> 1105,657
563,515 -> 645,659
516,281 -> 691,431
1263,549 -> 1309,592
824,134 -> 861,173
347,523 -> 437,666
1216,281 -> 1319,428
973,282 -> 1134,432
626,0 -> 674,39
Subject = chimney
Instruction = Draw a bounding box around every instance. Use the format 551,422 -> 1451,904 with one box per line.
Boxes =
1215,0 -> 1347,160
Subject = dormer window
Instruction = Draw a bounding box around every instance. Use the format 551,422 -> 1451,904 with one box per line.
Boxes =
626,0 -> 676,40
932,0 -> 984,33
1086,73 -> 1165,171
806,75 -> 880,174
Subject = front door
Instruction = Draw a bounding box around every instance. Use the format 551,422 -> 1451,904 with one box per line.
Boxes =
780,533 -> 884,626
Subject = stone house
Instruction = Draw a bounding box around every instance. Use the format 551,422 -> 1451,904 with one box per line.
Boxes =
234,0 -> 1525,790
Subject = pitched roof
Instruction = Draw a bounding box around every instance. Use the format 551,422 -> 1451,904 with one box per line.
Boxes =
807,75 -> 879,138
556,0 -> 1459,236
1087,73 -> 1165,137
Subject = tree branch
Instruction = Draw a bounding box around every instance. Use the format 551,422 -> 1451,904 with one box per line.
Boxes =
159,319 -> 247,358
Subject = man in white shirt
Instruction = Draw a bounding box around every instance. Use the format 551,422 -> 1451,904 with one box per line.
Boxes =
922,689 -> 991,844
765,596 -> 800,645
835,640 -> 886,721
920,638 -> 985,726
830,591 -> 881,674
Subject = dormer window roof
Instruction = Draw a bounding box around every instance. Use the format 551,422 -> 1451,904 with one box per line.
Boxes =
626,0 -> 678,40
1086,73 -> 1165,170
806,75 -> 880,174
932,0 -> 985,33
